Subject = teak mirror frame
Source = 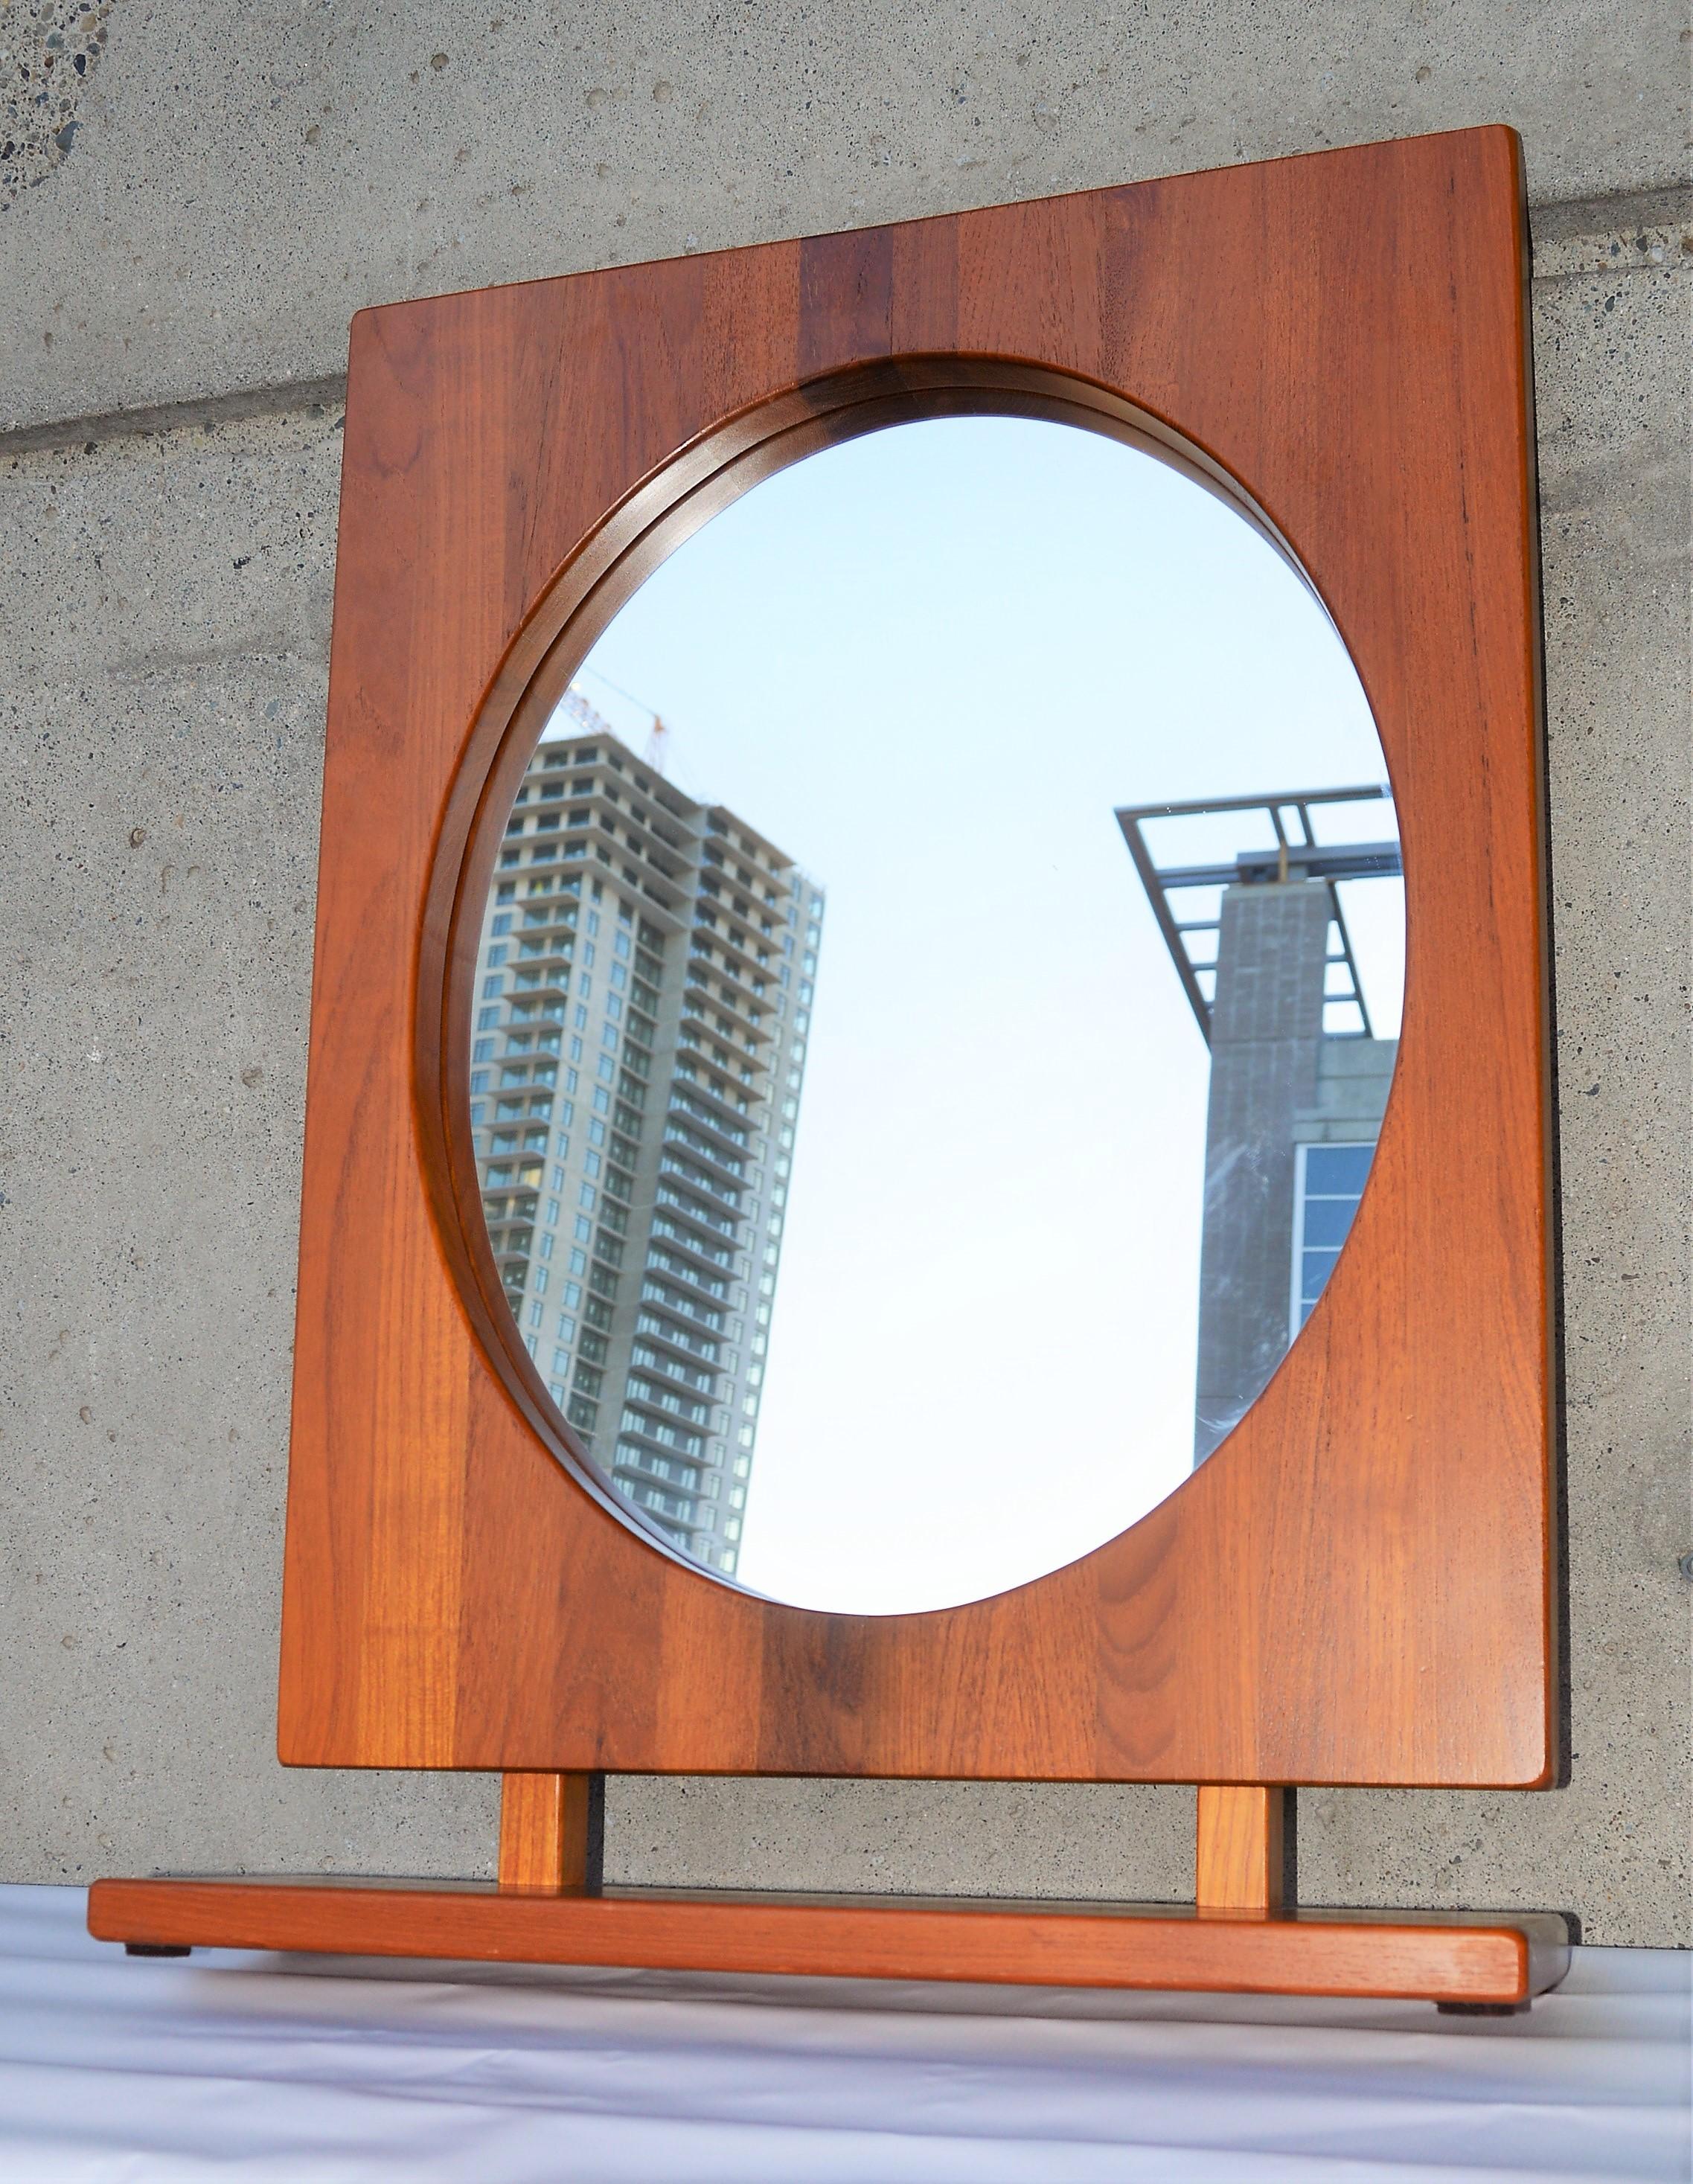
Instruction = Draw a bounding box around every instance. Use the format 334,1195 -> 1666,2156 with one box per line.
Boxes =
92,125 -> 1568,2005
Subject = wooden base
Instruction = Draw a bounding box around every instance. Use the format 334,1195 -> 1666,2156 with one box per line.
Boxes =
88,1877 -> 1570,2006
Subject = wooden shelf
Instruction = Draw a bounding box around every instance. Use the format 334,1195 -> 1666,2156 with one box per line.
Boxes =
88,1877 -> 1569,2005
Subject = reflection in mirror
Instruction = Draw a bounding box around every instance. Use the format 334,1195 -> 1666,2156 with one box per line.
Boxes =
467,417 -> 1404,1614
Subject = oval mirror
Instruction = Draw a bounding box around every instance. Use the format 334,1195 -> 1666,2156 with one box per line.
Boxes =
466,414 -> 1404,1614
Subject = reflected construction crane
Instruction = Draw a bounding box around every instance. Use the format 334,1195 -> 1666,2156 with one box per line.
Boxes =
568,670 -> 673,778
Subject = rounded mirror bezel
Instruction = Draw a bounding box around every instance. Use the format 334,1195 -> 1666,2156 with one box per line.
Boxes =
416,356 -> 1384,1605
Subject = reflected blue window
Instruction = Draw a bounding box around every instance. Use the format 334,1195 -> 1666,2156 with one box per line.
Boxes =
1301,1197 -> 1357,1249
1304,1143 -> 1373,1197
1292,1140 -> 1375,1332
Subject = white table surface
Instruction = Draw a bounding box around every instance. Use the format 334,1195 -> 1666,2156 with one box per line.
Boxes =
0,1883 -> 1686,2182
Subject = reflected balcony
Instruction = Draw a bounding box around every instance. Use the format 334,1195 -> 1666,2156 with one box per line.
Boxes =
659,1117 -> 746,1179
653,1182 -> 741,1246
648,1211 -> 737,1275
656,1151 -> 741,1216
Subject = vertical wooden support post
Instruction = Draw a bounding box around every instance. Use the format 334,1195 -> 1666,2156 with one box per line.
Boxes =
1196,1785 -> 1287,1911
498,1772 -> 596,1893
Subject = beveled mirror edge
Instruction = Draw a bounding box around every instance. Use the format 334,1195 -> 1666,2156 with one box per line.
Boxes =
413,355 -> 1399,1610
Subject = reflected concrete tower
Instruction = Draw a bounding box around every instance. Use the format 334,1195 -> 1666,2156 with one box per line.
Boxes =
468,694 -> 824,1574
1118,789 -> 1402,1464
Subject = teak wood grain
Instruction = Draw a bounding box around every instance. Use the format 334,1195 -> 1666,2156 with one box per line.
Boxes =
86,1879 -> 1570,2005
277,127 -> 1552,1790
497,1773 -> 594,1891
1197,1787 -> 1286,1912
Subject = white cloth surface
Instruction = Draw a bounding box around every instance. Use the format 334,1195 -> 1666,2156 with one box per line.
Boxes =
0,1885 -> 1685,2183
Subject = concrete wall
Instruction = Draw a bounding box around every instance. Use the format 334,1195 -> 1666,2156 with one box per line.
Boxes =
2,4 -> 1688,1944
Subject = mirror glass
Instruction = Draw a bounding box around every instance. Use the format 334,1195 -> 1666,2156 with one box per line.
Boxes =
467,416 -> 1403,1614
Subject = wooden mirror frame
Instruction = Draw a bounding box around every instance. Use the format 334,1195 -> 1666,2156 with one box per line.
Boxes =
92,125 -> 1567,2005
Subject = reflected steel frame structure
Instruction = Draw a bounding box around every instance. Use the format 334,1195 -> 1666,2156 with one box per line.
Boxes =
1116,784 -> 1405,1044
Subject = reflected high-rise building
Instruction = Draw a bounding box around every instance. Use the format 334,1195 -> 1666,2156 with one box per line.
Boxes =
1118,788 -> 1403,1464
469,693 -> 825,1574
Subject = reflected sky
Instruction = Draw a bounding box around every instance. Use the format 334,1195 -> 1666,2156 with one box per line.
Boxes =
572,417 -> 1401,1614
